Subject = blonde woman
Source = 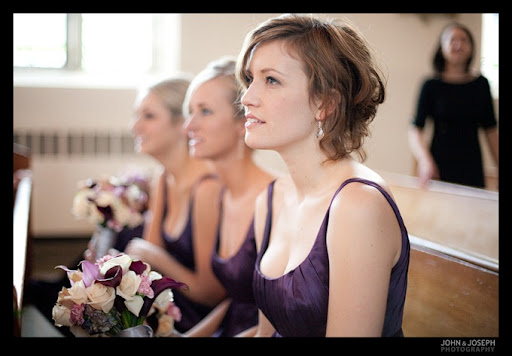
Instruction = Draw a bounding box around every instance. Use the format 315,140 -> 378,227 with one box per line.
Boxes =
179,57 -> 274,337
125,77 -> 226,334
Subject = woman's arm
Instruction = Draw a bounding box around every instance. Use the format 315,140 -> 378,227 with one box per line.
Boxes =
185,178 -> 226,305
325,182 -> 402,336
484,126 -> 499,167
126,177 -> 225,307
144,170 -> 166,248
408,125 -> 438,187
182,298 -> 232,337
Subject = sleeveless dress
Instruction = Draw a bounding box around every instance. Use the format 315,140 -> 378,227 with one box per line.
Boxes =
253,178 -> 410,337
161,173 -> 218,333
210,188 -> 259,337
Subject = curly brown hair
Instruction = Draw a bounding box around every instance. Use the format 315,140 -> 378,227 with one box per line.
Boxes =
236,14 -> 386,162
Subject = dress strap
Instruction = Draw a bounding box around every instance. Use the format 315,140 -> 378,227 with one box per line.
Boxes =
332,178 -> 406,232
259,180 -> 276,255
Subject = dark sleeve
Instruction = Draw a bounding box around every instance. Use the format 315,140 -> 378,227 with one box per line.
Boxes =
411,79 -> 431,129
477,76 -> 498,129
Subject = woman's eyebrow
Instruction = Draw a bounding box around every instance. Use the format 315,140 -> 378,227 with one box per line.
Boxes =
260,67 -> 286,76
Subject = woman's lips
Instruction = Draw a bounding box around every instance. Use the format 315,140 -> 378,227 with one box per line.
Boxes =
245,116 -> 265,129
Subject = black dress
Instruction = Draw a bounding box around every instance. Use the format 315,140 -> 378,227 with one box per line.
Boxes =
412,75 -> 497,188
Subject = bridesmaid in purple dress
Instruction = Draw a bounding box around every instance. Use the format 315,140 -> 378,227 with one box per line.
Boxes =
180,57 -> 274,337
237,14 -> 410,337
125,77 -> 226,334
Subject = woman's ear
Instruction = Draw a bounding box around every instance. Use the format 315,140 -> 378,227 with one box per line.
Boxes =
316,89 -> 341,121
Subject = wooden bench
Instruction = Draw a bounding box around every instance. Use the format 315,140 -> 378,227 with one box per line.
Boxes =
380,171 -> 498,269
13,144 -> 32,337
403,235 -> 499,337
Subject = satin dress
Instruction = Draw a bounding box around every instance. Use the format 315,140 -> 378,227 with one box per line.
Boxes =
253,178 -> 410,337
160,174 -> 218,333
210,188 -> 259,336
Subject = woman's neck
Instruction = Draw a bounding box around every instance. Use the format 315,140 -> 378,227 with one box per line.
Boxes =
441,62 -> 474,83
215,154 -> 260,197
160,144 -> 215,189
281,147 -> 352,201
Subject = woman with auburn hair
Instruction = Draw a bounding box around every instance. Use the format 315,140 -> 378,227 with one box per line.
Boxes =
236,13 -> 410,337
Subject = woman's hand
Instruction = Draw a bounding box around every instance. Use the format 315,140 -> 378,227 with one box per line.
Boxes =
124,237 -> 154,261
416,156 -> 439,188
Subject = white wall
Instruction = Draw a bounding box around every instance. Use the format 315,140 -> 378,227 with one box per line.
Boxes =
13,13 -> 495,237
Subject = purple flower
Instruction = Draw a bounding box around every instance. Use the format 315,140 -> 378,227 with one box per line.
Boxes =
70,303 -> 85,325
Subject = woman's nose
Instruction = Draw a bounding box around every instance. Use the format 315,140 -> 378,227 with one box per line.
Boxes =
183,114 -> 194,131
241,84 -> 258,108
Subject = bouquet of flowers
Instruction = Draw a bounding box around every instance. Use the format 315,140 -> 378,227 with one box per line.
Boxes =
52,253 -> 186,337
71,172 -> 150,233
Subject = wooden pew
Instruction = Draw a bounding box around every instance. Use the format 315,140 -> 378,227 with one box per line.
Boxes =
403,235 -> 499,337
13,144 -> 32,337
13,175 -> 33,336
380,171 -> 498,270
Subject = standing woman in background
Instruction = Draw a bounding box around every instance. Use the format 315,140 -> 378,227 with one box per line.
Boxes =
237,13 -> 410,337
408,22 -> 499,189
179,57 -> 274,337
124,77 -> 226,334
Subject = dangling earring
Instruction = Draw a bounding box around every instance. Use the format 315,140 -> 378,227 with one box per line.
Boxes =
316,120 -> 324,140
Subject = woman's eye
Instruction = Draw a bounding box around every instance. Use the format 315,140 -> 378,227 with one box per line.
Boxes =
266,76 -> 279,85
201,108 -> 212,116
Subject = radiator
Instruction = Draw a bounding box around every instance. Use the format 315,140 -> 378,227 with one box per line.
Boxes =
13,129 -> 159,238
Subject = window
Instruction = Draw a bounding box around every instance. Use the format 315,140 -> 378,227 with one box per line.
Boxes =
13,13 -> 180,88
13,13 -> 68,69
481,13 -> 499,99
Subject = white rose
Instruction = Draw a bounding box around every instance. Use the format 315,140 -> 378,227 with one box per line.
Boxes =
86,283 -> 116,313
63,280 -> 88,305
88,205 -> 105,225
112,201 -> 132,226
126,210 -> 144,228
124,185 -> 141,205
52,304 -> 72,327
95,190 -> 117,208
116,270 -> 141,300
72,190 -> 94,218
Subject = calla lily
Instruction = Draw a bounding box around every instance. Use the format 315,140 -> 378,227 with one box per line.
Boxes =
124,295 -> 144,317
55,265 -> 82,286
100,254 -> 132,275
96,265 -> 123,288
129,260 -> 147,275
139,277 -> 188,317
80,261 -> 100,288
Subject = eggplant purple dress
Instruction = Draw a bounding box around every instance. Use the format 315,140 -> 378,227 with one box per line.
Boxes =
161,173 -> 218,333
210,188 -> 259,337
253,178 -> 410,337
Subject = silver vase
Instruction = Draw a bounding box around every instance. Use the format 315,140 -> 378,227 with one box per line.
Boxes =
116,324 -> 153,337
93,226 -> 117,259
